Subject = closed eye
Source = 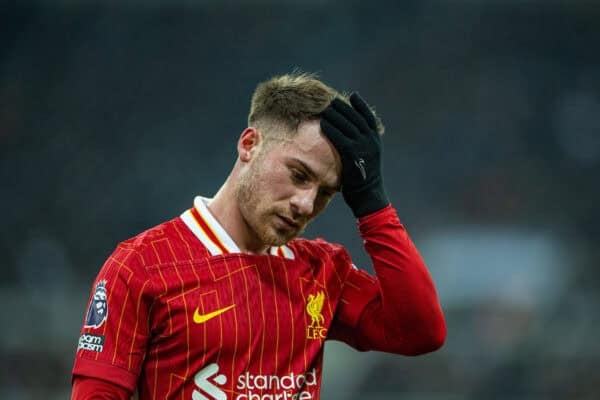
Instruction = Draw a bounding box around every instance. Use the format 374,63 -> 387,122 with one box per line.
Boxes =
290,168 -> 310,185
318,187 -> 336,199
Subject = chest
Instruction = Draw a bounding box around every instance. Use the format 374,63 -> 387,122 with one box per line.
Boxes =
147,254 -> 343,370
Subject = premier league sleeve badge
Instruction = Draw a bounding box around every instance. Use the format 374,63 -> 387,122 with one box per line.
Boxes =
84,280 -> 108,328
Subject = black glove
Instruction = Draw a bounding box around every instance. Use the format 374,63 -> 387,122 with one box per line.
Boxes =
320,93 -> 389,218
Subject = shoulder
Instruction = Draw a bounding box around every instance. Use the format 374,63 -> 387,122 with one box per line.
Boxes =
94,218 -> 192,295
288,237 -> 352,265
115,219 -> 173,260
120,217 -> 182,248
118,216 -> 208,266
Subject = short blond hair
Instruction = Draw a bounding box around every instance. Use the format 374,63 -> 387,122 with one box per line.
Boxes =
248,72 -> 384,139
248,72 -> 341,134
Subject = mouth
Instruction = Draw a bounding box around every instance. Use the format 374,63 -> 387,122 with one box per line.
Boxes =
277,215 -> 300,230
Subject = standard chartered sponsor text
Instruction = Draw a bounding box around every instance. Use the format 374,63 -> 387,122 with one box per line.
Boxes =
234,369 -> 317,400
192,365 -> 317,400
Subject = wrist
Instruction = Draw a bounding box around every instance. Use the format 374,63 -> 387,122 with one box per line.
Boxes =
343,180 -> 389,218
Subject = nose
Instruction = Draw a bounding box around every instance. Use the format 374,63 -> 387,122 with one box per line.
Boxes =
290,186 -> 317,217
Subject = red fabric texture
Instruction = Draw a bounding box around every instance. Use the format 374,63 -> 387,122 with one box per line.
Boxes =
71,376 -> 131,400
71,202 -> 445,399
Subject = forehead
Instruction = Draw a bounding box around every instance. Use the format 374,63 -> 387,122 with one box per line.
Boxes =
274,120 -> 341,187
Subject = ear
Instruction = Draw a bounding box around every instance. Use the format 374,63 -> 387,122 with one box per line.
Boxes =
237,127 -> 262,162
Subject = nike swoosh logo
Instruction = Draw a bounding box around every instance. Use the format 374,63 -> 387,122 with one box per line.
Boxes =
193,304 -> 236,324
354,158 -> 367,180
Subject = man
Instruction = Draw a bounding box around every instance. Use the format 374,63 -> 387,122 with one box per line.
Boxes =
71,72 -> 446,399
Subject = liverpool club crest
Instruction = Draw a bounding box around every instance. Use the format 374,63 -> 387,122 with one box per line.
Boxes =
306,291 -> 327,339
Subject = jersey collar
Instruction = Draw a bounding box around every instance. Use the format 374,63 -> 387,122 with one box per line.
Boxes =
180,196 -> 294,259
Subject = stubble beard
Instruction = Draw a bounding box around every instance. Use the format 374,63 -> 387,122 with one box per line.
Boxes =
235,156 -> 293,248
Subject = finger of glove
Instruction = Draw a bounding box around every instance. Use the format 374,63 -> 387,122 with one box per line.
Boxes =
330,98 -> 372,136
320,118 -> 354,154
349,93 -> 377,131
321,106 -> 362,140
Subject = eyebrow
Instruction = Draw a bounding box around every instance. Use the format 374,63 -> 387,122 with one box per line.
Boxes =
290,157 -> 340,193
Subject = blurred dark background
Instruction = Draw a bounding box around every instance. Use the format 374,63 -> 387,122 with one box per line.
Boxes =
1,1 -> 599,399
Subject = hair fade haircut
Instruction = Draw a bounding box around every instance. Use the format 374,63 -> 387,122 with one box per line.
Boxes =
248,72 -> 384,139
248,72 -> 340,136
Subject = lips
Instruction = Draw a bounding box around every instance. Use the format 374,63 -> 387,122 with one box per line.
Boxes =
278,215 -> 300,230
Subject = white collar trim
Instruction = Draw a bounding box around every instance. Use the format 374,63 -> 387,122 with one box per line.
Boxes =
180,196 -> 294,259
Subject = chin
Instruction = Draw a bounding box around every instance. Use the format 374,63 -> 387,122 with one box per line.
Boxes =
261,228 -> 295,247
265,234 -> 291,247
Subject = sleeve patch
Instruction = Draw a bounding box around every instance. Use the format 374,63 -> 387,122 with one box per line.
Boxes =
84,280 -> 108,329
77,333 -> 105,353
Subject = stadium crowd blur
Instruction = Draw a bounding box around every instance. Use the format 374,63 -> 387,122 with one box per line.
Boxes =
1,1 -> 599,399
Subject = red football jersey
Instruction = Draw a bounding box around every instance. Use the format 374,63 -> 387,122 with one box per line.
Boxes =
73,196 -> 384,400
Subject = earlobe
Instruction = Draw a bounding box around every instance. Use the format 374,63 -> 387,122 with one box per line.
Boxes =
240,151 -> 250,162
238,127 -> 261,162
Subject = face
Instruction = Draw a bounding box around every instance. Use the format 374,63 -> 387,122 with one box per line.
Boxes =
235,120 -> 341,247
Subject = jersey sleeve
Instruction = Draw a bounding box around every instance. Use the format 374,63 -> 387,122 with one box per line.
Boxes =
71,375 -> 132,400
329,205 -> 446,355
72,245 -> 154,393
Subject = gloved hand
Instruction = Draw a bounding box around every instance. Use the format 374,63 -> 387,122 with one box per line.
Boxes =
320,93 -> 389,218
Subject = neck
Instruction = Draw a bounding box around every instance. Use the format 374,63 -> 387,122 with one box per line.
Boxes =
208,175 -> 269,255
